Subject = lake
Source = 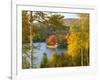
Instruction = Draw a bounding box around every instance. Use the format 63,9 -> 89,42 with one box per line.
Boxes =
23,42 -> 66,68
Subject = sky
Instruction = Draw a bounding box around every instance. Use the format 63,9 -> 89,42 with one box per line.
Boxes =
59,13 -> 80,19
43,12 -> 80,19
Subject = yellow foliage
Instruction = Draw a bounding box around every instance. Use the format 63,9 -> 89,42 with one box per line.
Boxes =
67,13 -> 89,58
67,26 -> 81,57
67,43 -> 77,57
79,14 -> 89,50
49,52 -> 57,65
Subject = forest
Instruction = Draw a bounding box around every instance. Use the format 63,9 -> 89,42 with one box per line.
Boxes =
22,11 -> 89,69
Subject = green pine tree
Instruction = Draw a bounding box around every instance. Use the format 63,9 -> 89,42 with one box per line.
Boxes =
40,53 -> 48,68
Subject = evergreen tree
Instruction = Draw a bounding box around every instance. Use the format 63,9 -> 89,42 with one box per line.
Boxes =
40,53 -> 48,68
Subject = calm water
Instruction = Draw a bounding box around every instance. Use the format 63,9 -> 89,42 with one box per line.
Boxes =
23,42 -> 66,68
32,42 -> 66,68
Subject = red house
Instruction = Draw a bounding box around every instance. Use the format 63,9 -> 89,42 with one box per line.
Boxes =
48,35 -> 57,45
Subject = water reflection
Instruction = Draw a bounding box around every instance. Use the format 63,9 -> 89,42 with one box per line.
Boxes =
32,42 -> 66,68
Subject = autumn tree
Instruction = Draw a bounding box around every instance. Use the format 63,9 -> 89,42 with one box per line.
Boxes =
66,13 -> 89,66
67,26 -> 81,56
66,26 -> 81,66
79,14 -> 89,65
22,11 -> 30,43
49,52 -> 57,67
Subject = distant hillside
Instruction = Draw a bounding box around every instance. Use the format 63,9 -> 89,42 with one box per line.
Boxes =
64,18 -> 79,26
